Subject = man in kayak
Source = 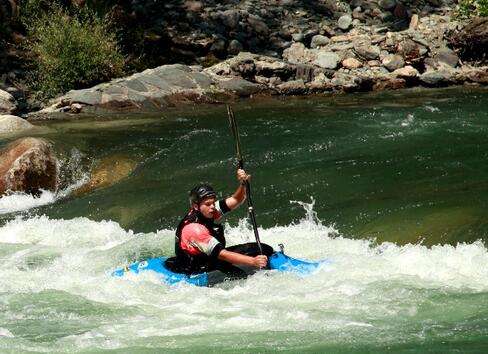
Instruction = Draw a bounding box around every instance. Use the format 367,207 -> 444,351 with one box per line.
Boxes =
167,169 -> 274,278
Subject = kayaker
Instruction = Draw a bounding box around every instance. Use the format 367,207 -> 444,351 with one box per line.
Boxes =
166,168 -> 274,278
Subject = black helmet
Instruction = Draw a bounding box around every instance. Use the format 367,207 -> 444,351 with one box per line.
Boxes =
189,184 -> 217,205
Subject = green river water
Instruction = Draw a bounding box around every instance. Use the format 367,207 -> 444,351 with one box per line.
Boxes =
1,87 -> 488,353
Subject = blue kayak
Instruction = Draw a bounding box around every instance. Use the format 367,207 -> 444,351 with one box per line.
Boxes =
113,252 -> 329,287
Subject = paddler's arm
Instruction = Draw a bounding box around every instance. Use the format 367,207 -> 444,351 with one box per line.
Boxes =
224,169 -> 250,210
218,249 -> 267,268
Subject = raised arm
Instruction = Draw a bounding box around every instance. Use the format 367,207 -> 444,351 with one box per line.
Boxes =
224,169 -> 250,210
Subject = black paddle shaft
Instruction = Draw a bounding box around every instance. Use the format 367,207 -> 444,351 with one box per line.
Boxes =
227,105 -> 264,255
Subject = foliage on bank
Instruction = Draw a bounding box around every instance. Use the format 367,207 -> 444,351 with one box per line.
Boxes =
457,0 -> 488,17
22,1 -> 124,100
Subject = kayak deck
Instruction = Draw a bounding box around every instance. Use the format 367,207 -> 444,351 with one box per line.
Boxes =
113,252 -> 329,287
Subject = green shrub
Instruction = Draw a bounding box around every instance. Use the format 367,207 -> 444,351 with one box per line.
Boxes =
457,0 -> 488,18
25,5 -> 124,100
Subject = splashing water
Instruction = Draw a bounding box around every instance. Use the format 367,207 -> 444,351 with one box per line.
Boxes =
1,200 -> 488,352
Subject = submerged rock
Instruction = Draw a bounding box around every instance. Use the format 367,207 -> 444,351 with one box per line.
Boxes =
73,155 -> 137,196
0,138 -> 58,196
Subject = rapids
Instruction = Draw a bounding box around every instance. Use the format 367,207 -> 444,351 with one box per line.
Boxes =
1,87 -> 488,352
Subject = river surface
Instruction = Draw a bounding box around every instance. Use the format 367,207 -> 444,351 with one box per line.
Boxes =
1,87 -> 488,353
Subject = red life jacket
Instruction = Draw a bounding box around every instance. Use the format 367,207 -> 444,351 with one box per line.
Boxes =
174,209 -> 225,274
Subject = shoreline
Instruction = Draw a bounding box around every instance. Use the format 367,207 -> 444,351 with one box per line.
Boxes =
1,4 -> 487,120
23,85 -> 488,122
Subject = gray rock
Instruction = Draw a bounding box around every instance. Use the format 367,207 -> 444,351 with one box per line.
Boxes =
303,29 -> 319,43
292,33 -> 304,42
0,90 -> 17,114
0,115 -> 34,134
434,48 -> 459,68
310,35 -> 330,48
355,44 -> 381,60
379,0 -> 397,10
65,89 -> 103,106
420,70 -> 454,86
210,38 -> 227,54
277,79 -> 306,94
217,78 -> 262,97
330,72 -> 359,91
338,15 -> 352,30
125,79 -> 148,93
282,43 -> 308,64
228,39 -> 244,55
219,9 -> 240,29
247,15 -> 269,35
0,137 -> 58,196
314,52 -> 340,69
352,7 -> 363,19
367,60 -> 382,67
382,54 -> 405,71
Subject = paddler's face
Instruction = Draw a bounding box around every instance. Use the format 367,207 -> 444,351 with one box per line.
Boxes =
197,197 -> 216,218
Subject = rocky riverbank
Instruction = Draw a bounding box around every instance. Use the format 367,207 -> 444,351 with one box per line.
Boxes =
1,0 -> 487,118
27,10 -> 487,117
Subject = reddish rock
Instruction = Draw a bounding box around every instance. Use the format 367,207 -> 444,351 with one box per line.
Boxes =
392,65 -> 419,78
465,67 -> 488,84
396,39 -> 422,64
0,138 -> 58,196
409,14 -> 419,30
373,77 -> 406,91
342,58 -> 362,69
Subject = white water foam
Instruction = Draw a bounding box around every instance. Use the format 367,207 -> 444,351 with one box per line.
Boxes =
1,200 -> 488,351
0,190 -> 57,214
0,174 -> 88,215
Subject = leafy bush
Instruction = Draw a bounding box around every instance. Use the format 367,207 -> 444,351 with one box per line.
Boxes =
457,0 -> 488,18
24,4 -> 124,100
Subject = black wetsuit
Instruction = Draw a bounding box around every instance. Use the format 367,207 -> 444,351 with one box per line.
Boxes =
165,201 -> 274,284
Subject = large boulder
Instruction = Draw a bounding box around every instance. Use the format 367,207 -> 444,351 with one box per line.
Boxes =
0,89 -> 17,114
0,115 -> 34,134
0,138 -> 58,196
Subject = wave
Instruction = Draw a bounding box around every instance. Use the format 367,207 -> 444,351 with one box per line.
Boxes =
1,201 -> 488,351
